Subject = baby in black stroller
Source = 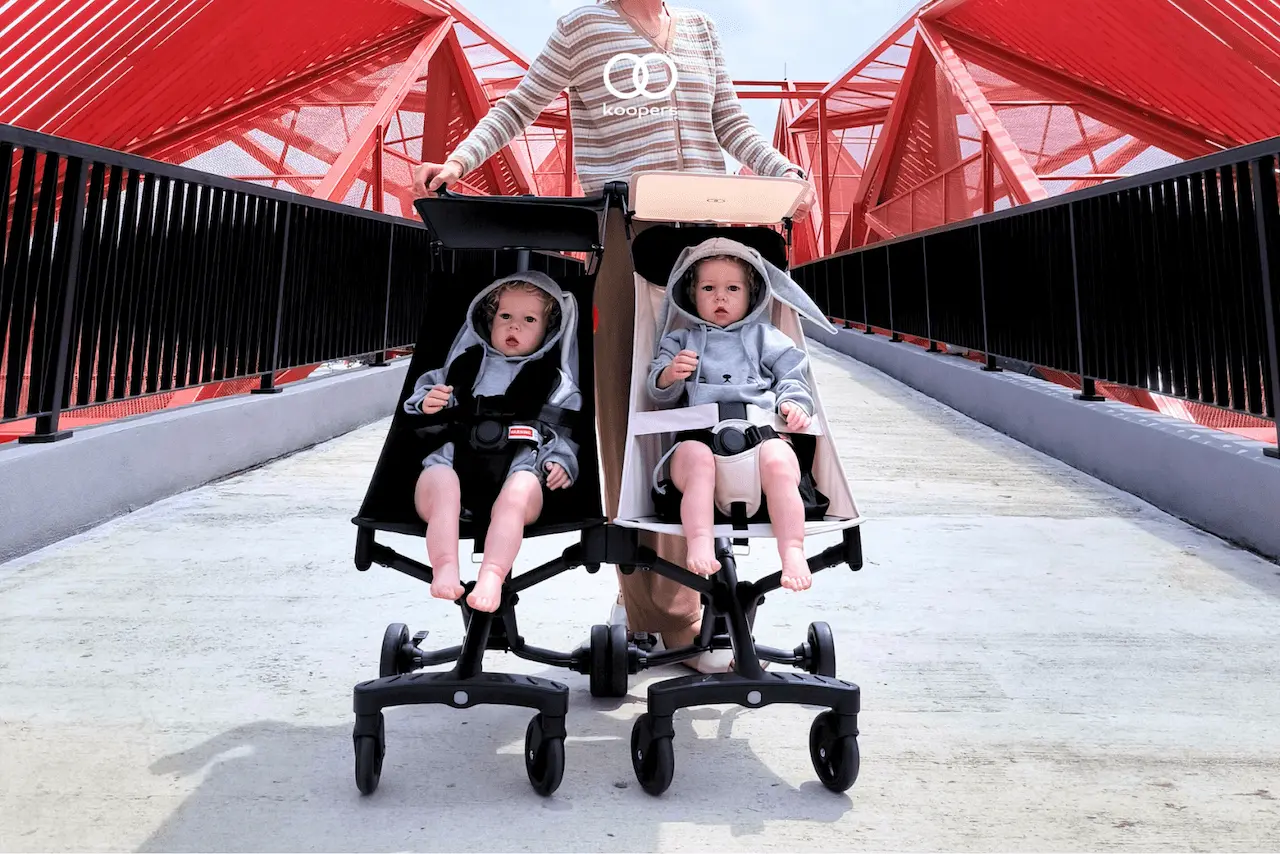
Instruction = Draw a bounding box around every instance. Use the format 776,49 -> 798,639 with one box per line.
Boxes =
403,271 -> 581,611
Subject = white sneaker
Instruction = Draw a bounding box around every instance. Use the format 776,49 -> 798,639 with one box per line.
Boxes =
608,594 -> 627,628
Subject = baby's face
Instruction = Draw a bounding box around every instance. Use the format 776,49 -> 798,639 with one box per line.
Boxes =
693,258 -> 751,327
490,289 -> 549,357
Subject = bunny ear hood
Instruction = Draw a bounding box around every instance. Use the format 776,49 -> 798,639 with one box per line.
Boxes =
656,237 -> 838,338
440,269 -> 579,376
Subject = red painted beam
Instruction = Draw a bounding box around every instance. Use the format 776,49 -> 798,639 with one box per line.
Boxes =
931,20 -> 1224,158
917,19 -> 1047,205
315,17 -> 452,202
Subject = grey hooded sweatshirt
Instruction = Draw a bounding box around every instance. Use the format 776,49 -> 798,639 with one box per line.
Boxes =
405,270 -> 582,486
647,236 -> 838,416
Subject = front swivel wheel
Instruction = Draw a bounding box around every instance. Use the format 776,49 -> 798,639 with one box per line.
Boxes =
630,713 -> 674,795
353,714 -> 386,795
809,710 -> 859,792
525,714 -> 565,796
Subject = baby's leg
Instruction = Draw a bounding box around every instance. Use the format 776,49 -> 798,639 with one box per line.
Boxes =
467,471 -> 544,612
758,439 -> 811,591
414,465 -> 466,600
670,441 -> 719,576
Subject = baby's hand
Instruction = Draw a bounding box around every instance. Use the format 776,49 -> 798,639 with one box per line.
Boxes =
659,349 -> 699,388
420,384 -> 453,415
544,462 -> 571,490
780,401 -> 811,431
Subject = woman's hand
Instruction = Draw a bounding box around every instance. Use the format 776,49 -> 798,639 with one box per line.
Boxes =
420,384 -> 453,415
544,462 -> 571,490
411,160 -> 464,198
779,401 -> 811,431
658,349 -> 699,389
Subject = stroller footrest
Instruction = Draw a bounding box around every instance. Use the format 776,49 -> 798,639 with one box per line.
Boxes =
646,671 -> 860,718
353,671 -> 569,718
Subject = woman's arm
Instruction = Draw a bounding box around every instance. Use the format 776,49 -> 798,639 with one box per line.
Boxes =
703,15 -> 803,180
447,16 -> 576,178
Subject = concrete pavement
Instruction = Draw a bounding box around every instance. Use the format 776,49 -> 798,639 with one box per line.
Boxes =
2,341 -> 1278,852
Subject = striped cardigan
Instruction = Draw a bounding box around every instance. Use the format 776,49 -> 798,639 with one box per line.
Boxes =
447,2 -> 802,195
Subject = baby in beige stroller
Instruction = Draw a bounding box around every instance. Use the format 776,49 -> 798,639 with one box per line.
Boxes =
610,172 -> 866,796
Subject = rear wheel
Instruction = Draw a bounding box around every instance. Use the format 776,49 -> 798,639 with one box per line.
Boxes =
380,623 -> 410,678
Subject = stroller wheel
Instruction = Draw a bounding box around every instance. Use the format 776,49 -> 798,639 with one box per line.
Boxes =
589,623 -> 628,698
524,714 -> 565,796
631,714 -> 674,796
805,621 -> 837,678
808,711 -> 859,792
588,624 -> 610,697
379,623 -> 411,678
353,714 -> 386,795
608,623 -> 630,696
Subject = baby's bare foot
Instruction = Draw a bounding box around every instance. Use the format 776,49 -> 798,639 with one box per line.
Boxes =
466,568 -> 505,612
430,562 -> 465,601
779,546 -> 812,591
686,536 -> 721,576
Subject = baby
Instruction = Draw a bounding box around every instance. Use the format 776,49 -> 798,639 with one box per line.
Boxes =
405,272 -> 580,613
648,238 -> 815,592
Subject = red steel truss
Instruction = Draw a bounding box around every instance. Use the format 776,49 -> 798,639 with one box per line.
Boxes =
5,0 -> 1278,243
779,0 -> 1280,261
0,0 -> 578,215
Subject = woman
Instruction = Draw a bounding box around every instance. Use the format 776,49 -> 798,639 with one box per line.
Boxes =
411,0 -> 815,671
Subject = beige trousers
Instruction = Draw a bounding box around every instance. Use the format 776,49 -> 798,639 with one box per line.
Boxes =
594,208 -> 702,635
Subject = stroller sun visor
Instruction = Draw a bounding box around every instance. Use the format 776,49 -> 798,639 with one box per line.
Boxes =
414,189 -> 609,253
628,171 -> 810,225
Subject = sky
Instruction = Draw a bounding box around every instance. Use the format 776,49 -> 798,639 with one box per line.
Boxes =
455,0 -> 922,154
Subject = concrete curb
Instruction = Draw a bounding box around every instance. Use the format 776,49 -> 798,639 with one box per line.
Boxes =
0,361 -> 409,562
805,322 -> 1280,561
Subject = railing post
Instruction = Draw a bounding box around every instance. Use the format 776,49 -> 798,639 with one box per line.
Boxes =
887,248 -> 903,342
861,252 -> 874,334
1249,156 -> 1280,459
923,235 -> 941,352
372,224 -> 394,367
976,222 -> 1001,372
1068,203 -> 1105,401
21,157 -> 89,444
253,202 -> 293,395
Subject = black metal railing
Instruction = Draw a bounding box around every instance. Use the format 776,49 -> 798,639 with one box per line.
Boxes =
1,123 -> 578,442
796,136 -> 1280,457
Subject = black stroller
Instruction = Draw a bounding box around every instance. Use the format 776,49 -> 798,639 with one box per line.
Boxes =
349,174 -> 864,798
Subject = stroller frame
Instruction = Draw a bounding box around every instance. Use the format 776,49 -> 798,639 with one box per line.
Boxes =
349,179 -> 863,799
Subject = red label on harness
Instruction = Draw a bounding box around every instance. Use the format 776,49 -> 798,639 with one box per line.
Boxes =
507,425 -> 537,442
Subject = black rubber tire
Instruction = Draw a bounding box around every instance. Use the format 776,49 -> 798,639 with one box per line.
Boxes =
806,621 -> 837,678
808,711 -> 859,792
631,714 -> 675,796
380,623 -> 410,678
588,624 -> 611,698
353,714 -> 386,796
524,714 -> 565,796
607,623 -> 629,697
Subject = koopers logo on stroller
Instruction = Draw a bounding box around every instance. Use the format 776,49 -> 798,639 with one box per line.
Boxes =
602,52 -> 678,118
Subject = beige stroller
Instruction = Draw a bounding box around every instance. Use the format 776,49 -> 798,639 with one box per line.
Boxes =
607,172 -> 867,796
